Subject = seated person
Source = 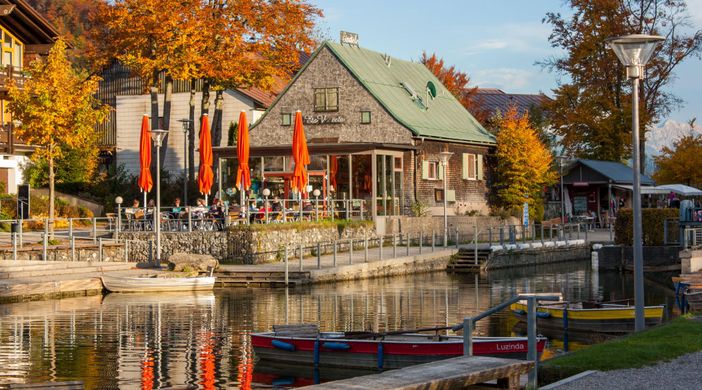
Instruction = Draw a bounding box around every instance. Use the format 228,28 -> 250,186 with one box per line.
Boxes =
210,199 -> 225,219
125,199 -> 140,215
191,198 -> 208,218
171,197 -> 185,219
248,200 -> 260,222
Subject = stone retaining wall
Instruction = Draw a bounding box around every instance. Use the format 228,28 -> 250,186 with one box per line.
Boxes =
119,221 -> 377,264
486,246 -> 590,269
0,244 -> 125,262
596,245 -> 682,271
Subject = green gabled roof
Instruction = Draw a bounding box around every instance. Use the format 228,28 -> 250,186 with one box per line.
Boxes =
325,41 -> 495,145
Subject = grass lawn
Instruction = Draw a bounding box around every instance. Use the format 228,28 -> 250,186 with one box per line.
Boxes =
540,315 -> 702,384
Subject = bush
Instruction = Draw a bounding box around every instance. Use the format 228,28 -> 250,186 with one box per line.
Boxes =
614,208 -> 679,246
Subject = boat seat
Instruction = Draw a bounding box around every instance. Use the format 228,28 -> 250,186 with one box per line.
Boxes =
273,323 -> 320,338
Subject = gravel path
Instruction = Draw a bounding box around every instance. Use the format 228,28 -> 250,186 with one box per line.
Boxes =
552,350 -> 702,389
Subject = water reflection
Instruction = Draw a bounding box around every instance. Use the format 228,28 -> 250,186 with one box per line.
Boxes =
0,261 -> 675,389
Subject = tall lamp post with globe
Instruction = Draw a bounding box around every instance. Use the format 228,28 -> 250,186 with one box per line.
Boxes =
151,128 -> 169,266
607,34 -> 664,332
439,150 -> 453,247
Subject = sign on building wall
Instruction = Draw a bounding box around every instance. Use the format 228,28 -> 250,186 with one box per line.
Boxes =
522,202 -> 529,228
303,115 -> 346,125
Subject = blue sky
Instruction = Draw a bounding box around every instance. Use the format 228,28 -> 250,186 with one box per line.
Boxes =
311,0 -> 702,125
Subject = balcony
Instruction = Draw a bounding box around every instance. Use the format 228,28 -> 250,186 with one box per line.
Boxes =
0,65 -> 24,98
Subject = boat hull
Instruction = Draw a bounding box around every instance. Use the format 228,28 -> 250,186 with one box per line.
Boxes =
251,333 -> 546,370
510,302 -> 664,334
100,275 -> 215,293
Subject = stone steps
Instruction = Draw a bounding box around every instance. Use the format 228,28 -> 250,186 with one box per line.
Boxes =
0,261 -> 134,279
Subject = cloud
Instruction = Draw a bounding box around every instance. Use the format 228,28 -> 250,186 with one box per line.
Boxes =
687,0 -> 702,25
473,68 -> 536,90
462,22 -> 555,56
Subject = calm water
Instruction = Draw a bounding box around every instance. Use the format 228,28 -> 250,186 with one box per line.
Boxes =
0,261 -> 675,389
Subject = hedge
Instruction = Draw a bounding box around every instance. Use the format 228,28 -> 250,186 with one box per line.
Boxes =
614,208 -> 679,246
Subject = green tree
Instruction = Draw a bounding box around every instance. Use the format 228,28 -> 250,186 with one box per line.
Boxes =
227,121 -> 238,147
8,39 -> 108,232
542,0 -> 702,165
494,107 -> 558,221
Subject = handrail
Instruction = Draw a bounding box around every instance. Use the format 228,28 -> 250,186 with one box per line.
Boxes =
459,293 -> 561,389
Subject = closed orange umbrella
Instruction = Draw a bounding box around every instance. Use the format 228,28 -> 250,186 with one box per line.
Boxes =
235,111 -> 251,191
198,114 -> 214,198
291,111 -> 310,194
137,114 -> 153,193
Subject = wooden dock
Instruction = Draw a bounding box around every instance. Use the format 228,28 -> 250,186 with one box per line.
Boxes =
674,273 -> 702,312
298,356 -> 533,390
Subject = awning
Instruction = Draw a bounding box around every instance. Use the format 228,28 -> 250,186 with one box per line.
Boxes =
612,185 -> 669,195
656,184 -> 702,196
613,184 -> 702,196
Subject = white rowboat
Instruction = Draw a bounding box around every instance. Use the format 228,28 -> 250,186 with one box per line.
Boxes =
100,275 -> 215,293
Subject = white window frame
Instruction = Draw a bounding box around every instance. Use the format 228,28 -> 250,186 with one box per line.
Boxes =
463,153 -> 477,180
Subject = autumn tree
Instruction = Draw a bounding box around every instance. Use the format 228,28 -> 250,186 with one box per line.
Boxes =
653,124 -> 702,188
8,40 -> 108,231
26,0 -> 104,67
542,0 -> 702,166
493,107 -> 558,221
420,52 -> 490,124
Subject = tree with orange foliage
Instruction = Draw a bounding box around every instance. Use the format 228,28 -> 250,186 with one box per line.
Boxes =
420,52 -> 489,124
8,40 -> 108,233
493,107 -> 557,221
653,122 -> 702,189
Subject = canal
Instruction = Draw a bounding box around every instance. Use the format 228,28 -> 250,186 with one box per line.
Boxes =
0,260 -> 675,389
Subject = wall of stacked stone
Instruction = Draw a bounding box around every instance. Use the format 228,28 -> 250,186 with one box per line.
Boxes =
119,231 -> 228,262
118,222 -> 377,264
383,216 -> 521,240
0,244 -> 125,262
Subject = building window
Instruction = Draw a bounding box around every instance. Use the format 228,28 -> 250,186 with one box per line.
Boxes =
422,160 -> 440,180
314,87 -> 339,112
281,113 -> 292,126
360,110 -> 371,124
462,153 -> 484,180
434,188 -> 444,202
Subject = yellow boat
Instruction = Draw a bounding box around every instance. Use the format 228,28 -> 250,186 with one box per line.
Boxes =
510,300 -> 664,335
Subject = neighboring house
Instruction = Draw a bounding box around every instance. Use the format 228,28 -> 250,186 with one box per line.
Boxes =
556,159 -> 655,224
471,88 -> 551,119
215,39 -> 496,222
96,54 -> 310,176
0,0 -> 59,193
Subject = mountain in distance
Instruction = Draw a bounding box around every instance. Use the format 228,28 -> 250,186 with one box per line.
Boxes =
645,119 -> 701,174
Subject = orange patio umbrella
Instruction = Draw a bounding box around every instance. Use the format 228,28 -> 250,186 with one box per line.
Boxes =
198,114 -> 214,202
235,111 -> 251,192
137,114 -> 152,206
290,110 -> 310,194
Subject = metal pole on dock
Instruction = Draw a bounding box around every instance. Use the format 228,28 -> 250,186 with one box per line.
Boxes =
92,217 -> 97,243
431,230 -> 435,251
42,233 -> 48,261
98,238 -> 103,262
333,240 -> 337,267
393,234 -> 397,258
462,317 -> 473,356
364,237 -> 368,262
406,233 -> 410,256
527,297 -> 538,388
71,236 -> 76,261
317,243 -> 321,269
11,232 -> 17,260
284,246 -> 289,286
68,218 -> 73,240
419,230 -> 423,254
299,243 -> 303,271
349,239 -> 354,264
379,236 -> 383,260
18,220 -> 22,248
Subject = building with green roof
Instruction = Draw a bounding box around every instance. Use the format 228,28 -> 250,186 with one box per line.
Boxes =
216,37 -> 496,222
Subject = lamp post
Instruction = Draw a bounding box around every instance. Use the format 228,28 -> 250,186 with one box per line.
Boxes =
151,128 -> 168,266
115,196 -> 123,241
556,156 -> 566,224
178,119 -> 192,206
262,188 -> 271,223
439,151 -> 453,247
607,34 -> 664,332
313,189 -> 321,222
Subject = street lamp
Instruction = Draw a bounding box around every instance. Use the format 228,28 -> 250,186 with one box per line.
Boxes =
439,150 -> 453,247
607,34 -> 664,332
262,188 -> 271,223
178,119 -> 192,206
151,128 -> 169,266
313,188 -> 321,222
115,196 -> 123,241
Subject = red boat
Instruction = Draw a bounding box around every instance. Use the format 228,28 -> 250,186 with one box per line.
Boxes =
251,326 -> 547,370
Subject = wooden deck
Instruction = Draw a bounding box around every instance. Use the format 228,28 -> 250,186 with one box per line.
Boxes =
298,355 -> 533,390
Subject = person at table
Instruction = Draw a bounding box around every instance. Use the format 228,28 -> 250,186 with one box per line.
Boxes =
248,200 -> 260,222
171,197 -> 186,219
125,199 -> 140,215
210,199 -> 225,219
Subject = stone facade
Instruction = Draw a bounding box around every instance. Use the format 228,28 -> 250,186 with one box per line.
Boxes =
410,140 -> 491,214
0,244 -> 125,262
251,47 -> 413,146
